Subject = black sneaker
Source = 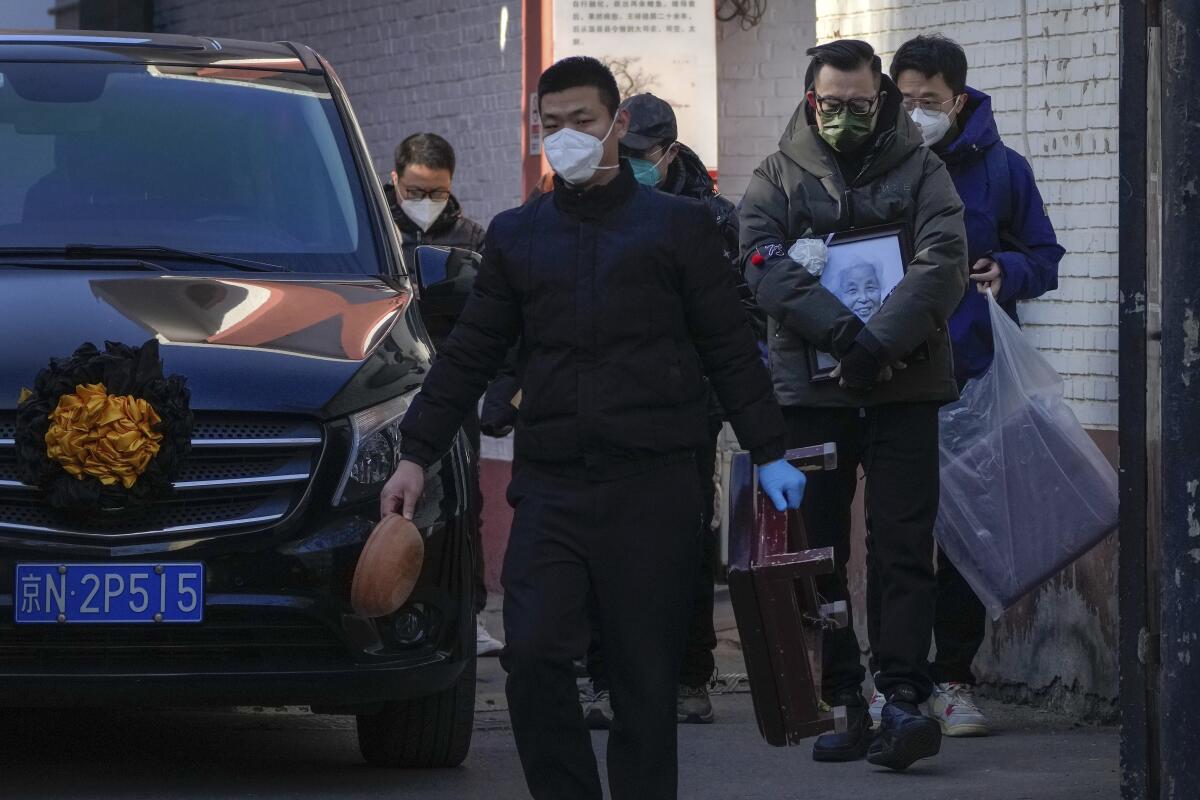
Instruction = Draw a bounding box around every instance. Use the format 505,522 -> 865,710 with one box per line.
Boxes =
866,700 -> 942,770
812,699 -> 874,762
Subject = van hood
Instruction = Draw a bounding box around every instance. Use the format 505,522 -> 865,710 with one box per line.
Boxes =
0,271 -> 417,415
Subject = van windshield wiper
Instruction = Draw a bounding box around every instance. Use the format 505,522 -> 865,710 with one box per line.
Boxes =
0,245 -> 288,273
0,247 -> 168,271
66,244 -> 288,272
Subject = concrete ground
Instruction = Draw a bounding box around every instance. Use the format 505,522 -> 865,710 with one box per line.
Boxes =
0,591 -> 1119,799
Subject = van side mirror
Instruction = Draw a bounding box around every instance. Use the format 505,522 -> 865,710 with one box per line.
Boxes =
413,244 -> 480,325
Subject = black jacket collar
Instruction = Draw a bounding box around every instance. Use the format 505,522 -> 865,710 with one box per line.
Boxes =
662,143 -> 716,199
552,160 -> 638,220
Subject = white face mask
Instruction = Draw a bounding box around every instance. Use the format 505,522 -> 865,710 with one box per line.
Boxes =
542,114 -> 619,185
401,197 -> 448,232
910,107 -> 953,148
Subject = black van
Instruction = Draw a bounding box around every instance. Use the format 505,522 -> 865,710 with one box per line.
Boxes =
0,31 -> 476,767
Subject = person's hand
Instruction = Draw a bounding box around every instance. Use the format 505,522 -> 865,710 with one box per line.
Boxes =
831,361 -> 903,387
971,258 -> 1003,296
832,343 -> 880,390
758,459 -> 807,511
380,460 -> 426,520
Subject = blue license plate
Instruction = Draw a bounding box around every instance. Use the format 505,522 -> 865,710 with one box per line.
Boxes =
14,563 -> 204,624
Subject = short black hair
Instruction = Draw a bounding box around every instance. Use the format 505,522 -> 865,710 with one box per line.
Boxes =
537,56 -> 620,117
890,35 -> 969,95
804,40 -> 883,90
394,133 -> 456,177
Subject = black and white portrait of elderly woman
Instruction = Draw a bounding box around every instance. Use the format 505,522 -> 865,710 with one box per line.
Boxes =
819,232 -> 906,321
811,227 -> 909,378
836,260 -> 883,322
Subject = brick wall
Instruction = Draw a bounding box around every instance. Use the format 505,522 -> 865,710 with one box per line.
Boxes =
715,2 -> 817,202
814,0 -> 1120,430
154,0 -> 525,226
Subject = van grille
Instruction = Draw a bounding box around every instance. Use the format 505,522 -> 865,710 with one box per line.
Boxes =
0,413 -> 322,540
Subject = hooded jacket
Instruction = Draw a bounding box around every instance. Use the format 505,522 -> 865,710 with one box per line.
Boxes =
400,162 -> 786,476
937,87 -> 1064,382
740,76 -> 968,408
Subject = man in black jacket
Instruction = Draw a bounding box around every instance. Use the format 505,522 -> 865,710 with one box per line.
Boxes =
381,57 -> 805,800
741,40 -> 967,771
384,133 -> 485,282
383,133 -> 500,657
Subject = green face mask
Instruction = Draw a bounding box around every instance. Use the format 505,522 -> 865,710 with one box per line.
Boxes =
818,108 -> 877,153
628,145 -> 672,187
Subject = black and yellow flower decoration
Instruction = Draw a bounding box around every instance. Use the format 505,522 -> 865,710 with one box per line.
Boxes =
15,340 -> 193,511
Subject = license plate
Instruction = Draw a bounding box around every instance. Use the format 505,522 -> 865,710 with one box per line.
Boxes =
14,563 -> 204,624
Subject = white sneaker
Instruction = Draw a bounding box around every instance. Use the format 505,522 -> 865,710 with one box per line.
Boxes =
928,682 -> 990,737
475,618 -> 503,656
868,687 -> 885,727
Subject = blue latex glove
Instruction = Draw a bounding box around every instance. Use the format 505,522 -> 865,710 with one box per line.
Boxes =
758,459 -> 806,511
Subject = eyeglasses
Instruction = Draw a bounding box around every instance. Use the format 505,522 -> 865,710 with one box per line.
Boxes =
631,141 -> 675,161
398,186 -> 451,202
814,92 -> 884,117
901,96 -> 959,113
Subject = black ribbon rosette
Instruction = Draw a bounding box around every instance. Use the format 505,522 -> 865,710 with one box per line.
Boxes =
14,340 -> 193,512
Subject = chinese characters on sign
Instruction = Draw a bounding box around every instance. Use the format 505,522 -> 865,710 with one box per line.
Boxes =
529,92 -> 543,156
553,0 -> 718,171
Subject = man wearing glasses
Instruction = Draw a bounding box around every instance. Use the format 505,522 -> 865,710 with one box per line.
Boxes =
384,133 -> 501,658
740,39 -> 967,771
888,34 -> 1064,739
385,133 -> 486,282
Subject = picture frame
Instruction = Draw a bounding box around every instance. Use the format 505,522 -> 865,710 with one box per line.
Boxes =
807,223 -> 914,382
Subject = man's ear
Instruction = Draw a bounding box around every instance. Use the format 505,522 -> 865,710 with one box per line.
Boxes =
613,107 -> 631,139
953,93 -> 968,116
390,170 -> 400,187
806,90 -> 817,110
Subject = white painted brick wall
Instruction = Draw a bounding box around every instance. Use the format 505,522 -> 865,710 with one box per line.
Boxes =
715,2 -> 817,201
154,0 -> 524,226
814,0 -> 1119,429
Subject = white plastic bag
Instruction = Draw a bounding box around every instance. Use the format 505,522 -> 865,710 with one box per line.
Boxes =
787,238 -> 828,277
934,292 -> 1118,619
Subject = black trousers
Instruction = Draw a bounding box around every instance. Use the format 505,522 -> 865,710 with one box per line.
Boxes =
587,434 -> 719,691
783,403 -> 939,705
930,549 -> 987,684
461,409 -> 488,616
500,458 -> 703,800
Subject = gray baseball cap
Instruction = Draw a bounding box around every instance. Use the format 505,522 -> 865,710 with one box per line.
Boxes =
620,93 -> 678,152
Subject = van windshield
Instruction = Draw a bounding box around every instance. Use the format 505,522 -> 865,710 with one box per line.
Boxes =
0,61 -> 383,274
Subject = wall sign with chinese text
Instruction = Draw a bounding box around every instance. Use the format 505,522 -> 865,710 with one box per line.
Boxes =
552,0 -> 718,171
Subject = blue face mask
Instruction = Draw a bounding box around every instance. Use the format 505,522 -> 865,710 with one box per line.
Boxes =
628,145 -> 672,187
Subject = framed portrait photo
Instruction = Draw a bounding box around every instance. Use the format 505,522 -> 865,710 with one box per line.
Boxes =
808,223 -> 913,382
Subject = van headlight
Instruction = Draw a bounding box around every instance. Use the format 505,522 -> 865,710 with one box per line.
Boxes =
332,391 -> 416,506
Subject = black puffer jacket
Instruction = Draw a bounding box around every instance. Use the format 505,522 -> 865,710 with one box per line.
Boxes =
663,145 -> 765,339
399,163 -> 786,477
740,77 -> 967,408
480,149 -> 761,436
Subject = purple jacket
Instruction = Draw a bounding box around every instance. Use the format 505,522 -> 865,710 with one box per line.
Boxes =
938,87 -> 1064,382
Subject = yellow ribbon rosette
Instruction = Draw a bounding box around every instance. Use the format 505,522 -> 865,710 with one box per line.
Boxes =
44,383 -> 163,489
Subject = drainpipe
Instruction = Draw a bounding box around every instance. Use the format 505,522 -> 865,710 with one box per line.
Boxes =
1118,0 -> 1153,796
1154,0 -> 1200,798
